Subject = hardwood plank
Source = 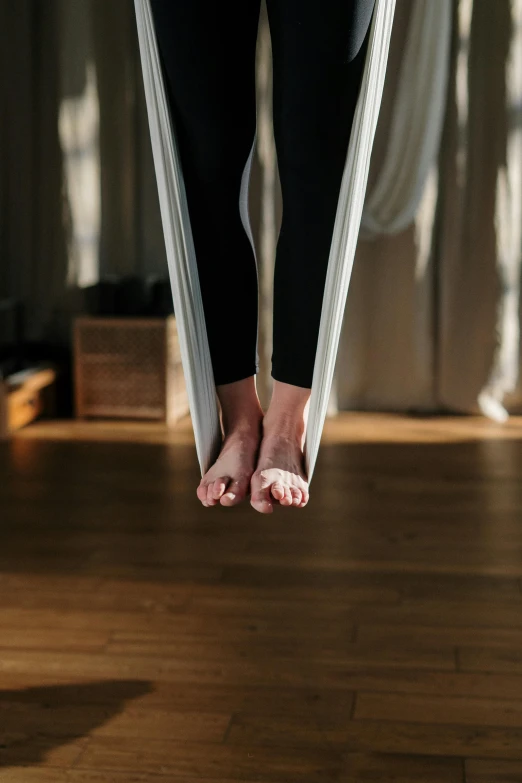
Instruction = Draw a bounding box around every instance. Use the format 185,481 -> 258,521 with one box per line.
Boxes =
0,738 -> 87,770
0,677 -> 152,707
221,566 -> 521,599
357,624 -> 522,649
188,582 -> 401,605
0,701 -> 229,742
354,691 -> 522,728
228,714 -> 522,759
105,632 -> 359,661
94,708 -> 229,742
0,607 -> 197,633
0,585 -> 191,613
184,595 -> 522,630
302,671 -> 522,700
0,626 -> 108,652
225,552 -> 522,579
335,721 -> 522,759
76,737 -> 342,782
0,773 -> 61,783
0,605 -> 349,637
340,753 -> 463,782
459,647 -> 522,674
465,759 -> 522,781
0,645 -> 454,688
0,574 -> 103,592
0,677 -> 354,722
225,711 -> 351,746
2,774 -> 282,783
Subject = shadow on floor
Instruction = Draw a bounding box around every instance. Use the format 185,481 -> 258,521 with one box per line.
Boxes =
0,679 -> 152,768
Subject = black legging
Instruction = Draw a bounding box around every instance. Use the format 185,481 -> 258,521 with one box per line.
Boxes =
150,0 -> 376,388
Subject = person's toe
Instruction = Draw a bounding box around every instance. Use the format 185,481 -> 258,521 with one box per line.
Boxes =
197,482 -> 209,506
279,486 -> 293,506
251,488 -> 273,513
271,481 -> 285,501
251,472 -> 274,514
211,477 -> 229,501
206,483 -> 219,506
291,487 -> 302,507
220,476 -> 250,507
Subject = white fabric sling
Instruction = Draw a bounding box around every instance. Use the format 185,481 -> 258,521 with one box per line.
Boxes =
134,0 -> 221,474
134,0 -> 396,480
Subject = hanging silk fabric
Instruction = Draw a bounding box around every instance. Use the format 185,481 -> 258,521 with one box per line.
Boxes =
134,0 -> 396,480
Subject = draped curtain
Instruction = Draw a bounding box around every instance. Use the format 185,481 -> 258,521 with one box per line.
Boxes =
338,0 -> 522,416
2,0 -> 522,416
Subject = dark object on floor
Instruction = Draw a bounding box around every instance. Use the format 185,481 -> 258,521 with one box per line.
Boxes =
1,299 -> 72,417
83,277 -> 174,318
147,278 -> 174,317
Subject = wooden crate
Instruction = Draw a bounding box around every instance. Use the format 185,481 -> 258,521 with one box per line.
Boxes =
73,316 -> 188,424
0,367 -> 57,439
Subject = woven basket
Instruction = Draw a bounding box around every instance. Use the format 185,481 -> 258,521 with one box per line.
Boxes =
74,316 -> 188,424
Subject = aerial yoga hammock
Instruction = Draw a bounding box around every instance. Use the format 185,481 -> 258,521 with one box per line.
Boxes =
134,0 -> 396,481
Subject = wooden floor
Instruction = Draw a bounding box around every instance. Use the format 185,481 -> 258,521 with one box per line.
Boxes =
1,412 -> 522,782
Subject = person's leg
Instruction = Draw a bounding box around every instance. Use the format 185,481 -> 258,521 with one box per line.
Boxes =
251,0 -> 376,513
150,0 -> 260,386
150,0 -> 263,506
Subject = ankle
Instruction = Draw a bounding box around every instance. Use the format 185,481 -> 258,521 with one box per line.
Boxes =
263,381 -> 310,445
217,376 -> 263,438
263,412 -> 305,445
223,410 -> 263,441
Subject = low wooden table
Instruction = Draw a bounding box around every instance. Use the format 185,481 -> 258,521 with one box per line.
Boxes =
0,366 -> 57,438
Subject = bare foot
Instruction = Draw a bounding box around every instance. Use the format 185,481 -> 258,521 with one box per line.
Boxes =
250,380 -> 310,514
197,426 -> 261,507
250,433 -> 309,514
196,377 -> 263,507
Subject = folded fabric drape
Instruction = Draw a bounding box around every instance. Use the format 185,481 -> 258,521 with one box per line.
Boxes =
361,0 -> 452,239
134,0 -> 396,479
